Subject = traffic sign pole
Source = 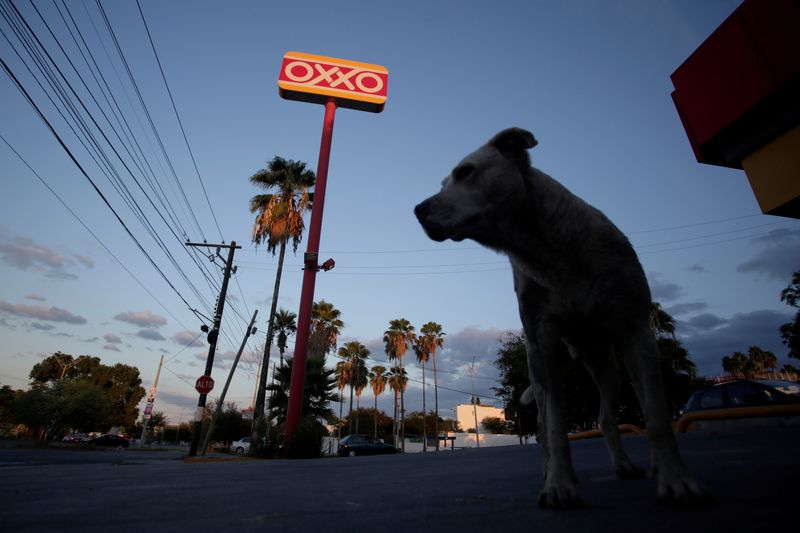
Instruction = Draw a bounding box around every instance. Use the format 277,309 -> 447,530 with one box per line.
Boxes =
284,99 -> 337,444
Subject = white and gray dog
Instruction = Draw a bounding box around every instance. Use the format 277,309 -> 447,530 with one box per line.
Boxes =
414,127 -> 711,509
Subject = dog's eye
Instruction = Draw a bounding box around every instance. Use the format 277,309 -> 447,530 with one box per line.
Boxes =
452,164 -> 474,182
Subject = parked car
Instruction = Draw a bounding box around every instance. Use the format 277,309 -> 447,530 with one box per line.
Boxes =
337,434 -> 397,457
230,437 -> 250,454
89,434 -> 130,448
62,433 -> 90,443
682,379 -> 800,414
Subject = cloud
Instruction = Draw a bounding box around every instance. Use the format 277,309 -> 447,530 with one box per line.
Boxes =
29,322 -> 55,331
682,313 -> 726,332
73,254 -> 95,269
115,310 -> 167,328
686,264 -> 706,274
647,272 -> 683,302
736,228 -> 800,281
103,344 -> 121,352
81,336 -> 99,343
194,349 -> 235,370
665,301 -> 708,316
679,309 -> 793,376
0,300 -> 87,324
136,329 -> 166,341
25,293 -> 46,301
171,330 -> 205,347
0,234 -> 90,279
103,333 -> 122,344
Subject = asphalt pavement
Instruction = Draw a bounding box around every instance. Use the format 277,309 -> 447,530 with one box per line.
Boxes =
1,426 -> 796,532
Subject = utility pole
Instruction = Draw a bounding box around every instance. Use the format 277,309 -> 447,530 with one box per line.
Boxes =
140,354 -> 164,448
470,356 -> 480,448
200,309 -> 258,456
187,240 -> 240,457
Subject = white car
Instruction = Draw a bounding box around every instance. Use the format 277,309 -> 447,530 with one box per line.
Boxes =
230,437 -> 250,454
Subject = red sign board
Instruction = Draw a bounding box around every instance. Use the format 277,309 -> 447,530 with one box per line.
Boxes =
278,51 -> 388,113
195,375 -> 214,395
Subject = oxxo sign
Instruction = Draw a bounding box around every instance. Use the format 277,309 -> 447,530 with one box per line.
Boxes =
278,52 -> 388,113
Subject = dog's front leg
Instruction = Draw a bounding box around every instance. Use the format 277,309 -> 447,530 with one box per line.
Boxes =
526,325 -> 582,509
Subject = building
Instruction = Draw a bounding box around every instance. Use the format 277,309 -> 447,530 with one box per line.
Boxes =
455,403 -> 505,432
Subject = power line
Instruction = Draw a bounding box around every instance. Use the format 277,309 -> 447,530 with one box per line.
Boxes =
135,0 -> 224,241
0,52 -> 203,320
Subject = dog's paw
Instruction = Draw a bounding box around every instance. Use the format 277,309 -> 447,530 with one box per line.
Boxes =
656,470 -> 713,506
537,482 -> 583,510
615,460 -> 646,480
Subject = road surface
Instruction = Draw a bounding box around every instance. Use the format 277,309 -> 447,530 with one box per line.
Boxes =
1,426 -> 796,531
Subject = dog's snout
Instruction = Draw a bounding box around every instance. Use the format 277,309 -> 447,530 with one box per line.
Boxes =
414,201 -> 427,221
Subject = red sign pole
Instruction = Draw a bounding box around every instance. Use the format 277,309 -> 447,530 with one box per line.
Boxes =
284,99 -> 337,444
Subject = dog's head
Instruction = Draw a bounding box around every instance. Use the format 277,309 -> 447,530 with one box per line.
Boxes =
414,127 -> 537,243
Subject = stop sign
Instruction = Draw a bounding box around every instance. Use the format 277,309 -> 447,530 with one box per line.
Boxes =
195,375 -> 214,394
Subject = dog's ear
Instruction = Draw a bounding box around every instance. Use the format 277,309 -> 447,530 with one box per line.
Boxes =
489,128 -> 538,161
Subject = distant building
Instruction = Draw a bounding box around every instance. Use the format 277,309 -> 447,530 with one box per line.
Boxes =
455,403 -> 505,432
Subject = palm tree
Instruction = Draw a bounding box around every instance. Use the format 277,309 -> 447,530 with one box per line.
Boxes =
273,309 -> 297,368
369,366 -> 387,439
387,365 -> 408,447
419,322 -> 445,450
249,156 -> 315,449
384,319 -> 416,451
649,301 -> 676,339
310,300 -> 344,361
353,359 -> 368,434
335,360 -> 349,440
267,356 -> 339,424
413,344 -> 429,451
337,341 -> 369,434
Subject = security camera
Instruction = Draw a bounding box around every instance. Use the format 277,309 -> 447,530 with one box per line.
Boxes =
321,258 -> 335,271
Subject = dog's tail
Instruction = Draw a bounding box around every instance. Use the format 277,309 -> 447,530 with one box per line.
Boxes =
520,386 -> 536,406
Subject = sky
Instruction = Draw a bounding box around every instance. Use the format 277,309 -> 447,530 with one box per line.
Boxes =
1,0 -> 798,426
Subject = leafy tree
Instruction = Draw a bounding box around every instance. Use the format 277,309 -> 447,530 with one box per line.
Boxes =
267,356 -> 339,424
418,322 -> 445,449
493,332 -> 538,439
342,407 -> 393,441
481,416 -> 508,434
779,270 -> 800,360
30,353 -> 101,382
13,379 -> 116,438
27,353 -> 145,429
0,384 -> 19,427
249,156 -> 315,450
384,319 -> 416,450
782,363 -> 800,375
368,365 -> 388,438
202,402 -> 250,443
403,410 -> 440,438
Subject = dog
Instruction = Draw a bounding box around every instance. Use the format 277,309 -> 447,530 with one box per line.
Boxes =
414,127 -> 711,509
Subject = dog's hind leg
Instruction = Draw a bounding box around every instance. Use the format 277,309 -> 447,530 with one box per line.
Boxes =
578,346 -> 645,479
622,324 -> 712,505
